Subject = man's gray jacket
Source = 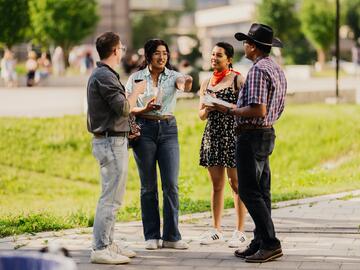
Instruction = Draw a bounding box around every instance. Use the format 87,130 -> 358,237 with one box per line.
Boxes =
87,62 -> 130,135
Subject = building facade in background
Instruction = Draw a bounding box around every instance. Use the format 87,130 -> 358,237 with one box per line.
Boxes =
19,0 -> 254,66
131,0 -> 183,10
196,0 -> 229,10
87,0 -> 184,49
85,0 -> 131,48
195,0 -> 259,70
88,0 -> 257,70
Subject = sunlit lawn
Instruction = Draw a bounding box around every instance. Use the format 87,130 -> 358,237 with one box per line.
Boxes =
0,99 -> 360,236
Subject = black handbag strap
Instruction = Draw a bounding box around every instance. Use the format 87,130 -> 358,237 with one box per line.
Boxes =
234,74 -> 238,92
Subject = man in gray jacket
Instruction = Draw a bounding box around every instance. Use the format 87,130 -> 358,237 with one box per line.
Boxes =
87,32 -> 145,264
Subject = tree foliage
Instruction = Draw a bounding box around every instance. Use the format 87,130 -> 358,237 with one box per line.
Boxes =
131,11 -> 180,50
257,0 -> 316,64
300,0 -> 336,66
344,0 -> 360,45
257,0 -> 299,45
0,0 -> 30,48
183,0 -> 196,12
29,0 -> 99,51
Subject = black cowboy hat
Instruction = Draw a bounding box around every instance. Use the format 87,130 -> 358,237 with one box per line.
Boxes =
234,23 -> 283,48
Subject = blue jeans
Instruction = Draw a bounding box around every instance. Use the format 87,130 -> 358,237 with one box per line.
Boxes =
132,117 -> 181,242
236,128 -> 281,250
91,136 -> 128,250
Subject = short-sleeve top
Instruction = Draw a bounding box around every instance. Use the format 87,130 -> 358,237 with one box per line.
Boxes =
125,66 -> 183,116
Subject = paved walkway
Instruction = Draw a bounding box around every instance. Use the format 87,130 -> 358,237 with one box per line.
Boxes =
0,87 -> 194,117
1,76 -> 359,117
1,190 -> 360,270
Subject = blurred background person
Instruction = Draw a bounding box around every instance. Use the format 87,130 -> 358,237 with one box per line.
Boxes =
80,51 -> 95,74
122,52 -> 140,75
25,51 -> 38,87
85,51 -> 95,73
52,46 -> 65,76
0,49 -> 17,87
68,46 -> 80,71
35,52 -> 52,84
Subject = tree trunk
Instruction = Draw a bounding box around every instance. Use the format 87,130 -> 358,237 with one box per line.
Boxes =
63,48 -> 70,69
316,48 -> 326,71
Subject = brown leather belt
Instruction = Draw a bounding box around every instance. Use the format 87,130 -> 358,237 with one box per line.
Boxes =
94,131 -> 128,138
235,124 -> 272,135
138,115 -> 175,121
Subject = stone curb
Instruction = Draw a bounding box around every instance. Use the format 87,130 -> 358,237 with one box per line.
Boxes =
178,189 -> 360,222
1,189 -> 359,243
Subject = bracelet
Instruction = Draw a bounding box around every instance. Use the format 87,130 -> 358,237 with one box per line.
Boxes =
226,108 -> 231,115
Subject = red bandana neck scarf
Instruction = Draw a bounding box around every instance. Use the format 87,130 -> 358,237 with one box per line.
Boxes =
211,69 -> 231,86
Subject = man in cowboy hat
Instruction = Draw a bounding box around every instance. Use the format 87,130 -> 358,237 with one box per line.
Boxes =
212,23 -> 287,263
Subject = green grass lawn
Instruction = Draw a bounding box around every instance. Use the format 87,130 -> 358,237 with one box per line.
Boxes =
1,100 -> 360,237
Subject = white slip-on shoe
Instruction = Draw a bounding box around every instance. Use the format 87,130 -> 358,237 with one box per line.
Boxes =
199,228 -> 224,245
109,242 -> 136,258
162,240 -> 189,250
145,239 -> 161,250
228,230 -> 247,248
90,246 -> 130,264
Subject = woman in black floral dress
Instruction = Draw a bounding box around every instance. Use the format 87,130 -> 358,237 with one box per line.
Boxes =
198,42 -> 247,248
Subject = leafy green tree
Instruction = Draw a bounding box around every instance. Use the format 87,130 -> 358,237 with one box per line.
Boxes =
0,0 -> 30,49
29,0 -> 99,64
257,0 -> 299,47
184,0 -> 196,12
257,0 -> 316,64
131,11 -> 180,50
344,0 -> 360,46
300,0 -> 336,69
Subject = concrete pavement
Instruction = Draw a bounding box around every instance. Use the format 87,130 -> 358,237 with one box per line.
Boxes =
0,76 -> 359,117
0,87 -> 194,117
1,190 -> 359,270
0,88 -> 86,117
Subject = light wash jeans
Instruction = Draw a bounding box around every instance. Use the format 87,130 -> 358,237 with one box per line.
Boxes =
91,136 -> 128,250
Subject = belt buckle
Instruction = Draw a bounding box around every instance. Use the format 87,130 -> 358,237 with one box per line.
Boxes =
236,124 -> 253,134
94,131 -> 110,138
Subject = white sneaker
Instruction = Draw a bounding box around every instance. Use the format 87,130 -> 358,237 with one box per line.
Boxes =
162,240 -> 189,249
145,239 -> 161,250
199,229 -> 224,245
109,242 -> 136,258
90,246 -> 130,264
228,230 -> 247,248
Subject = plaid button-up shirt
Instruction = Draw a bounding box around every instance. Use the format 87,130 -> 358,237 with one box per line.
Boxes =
236,56 -> 287,126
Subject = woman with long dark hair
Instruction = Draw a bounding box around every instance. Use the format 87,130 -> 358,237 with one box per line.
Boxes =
126,39 -> 192,250
198,42 -> 247,248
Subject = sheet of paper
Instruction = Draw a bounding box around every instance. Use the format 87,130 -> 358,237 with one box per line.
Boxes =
203,94 -> 234,108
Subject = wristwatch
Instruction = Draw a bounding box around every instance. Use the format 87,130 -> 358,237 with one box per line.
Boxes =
226,108 -> 232,115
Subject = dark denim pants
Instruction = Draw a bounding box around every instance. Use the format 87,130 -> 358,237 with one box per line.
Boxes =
235,127 -> 281,250
132,117 -> 181,242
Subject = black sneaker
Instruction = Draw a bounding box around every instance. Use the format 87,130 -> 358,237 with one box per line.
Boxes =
234,245 -> 258,259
